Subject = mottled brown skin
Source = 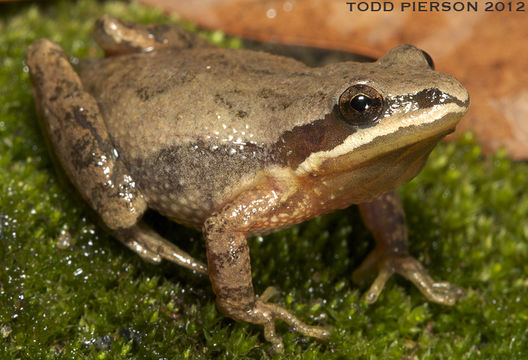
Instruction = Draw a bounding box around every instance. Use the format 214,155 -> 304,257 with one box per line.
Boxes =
27,15 -> 469,351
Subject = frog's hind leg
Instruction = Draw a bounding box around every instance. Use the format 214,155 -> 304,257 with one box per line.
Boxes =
353,190 -> 464,305
27,39 -> 206,275
94,15 -> 212,56
27,39 -> 147,231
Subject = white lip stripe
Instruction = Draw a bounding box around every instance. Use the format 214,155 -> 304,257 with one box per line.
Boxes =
295,102 -> 466,175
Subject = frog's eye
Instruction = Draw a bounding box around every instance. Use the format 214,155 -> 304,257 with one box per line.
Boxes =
338,84 -> 383,127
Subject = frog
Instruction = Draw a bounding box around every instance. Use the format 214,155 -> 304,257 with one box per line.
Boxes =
26,15 -> 469,351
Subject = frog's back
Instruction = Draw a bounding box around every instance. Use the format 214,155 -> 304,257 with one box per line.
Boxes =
79,47 -> 334,151
78,47 -> 334,225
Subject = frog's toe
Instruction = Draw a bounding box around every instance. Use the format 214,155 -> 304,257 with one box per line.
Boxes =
385,255 -> 463,305
256,299 -> 330,341
262,320 -> 284,353
216,294 -> 329,352
259,286 -> 280,302
260,307 -> 328,353
354,248 -> 463,305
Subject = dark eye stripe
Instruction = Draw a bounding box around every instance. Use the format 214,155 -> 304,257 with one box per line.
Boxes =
271,112 -> 355,168
384,88 -> 469,116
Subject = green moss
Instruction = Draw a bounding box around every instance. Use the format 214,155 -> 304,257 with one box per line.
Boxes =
1,1 -> 527,358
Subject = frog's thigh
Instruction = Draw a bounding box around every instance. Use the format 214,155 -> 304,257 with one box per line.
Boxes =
113,223 -> 207,274
94,15 -> 212,56
355,190 -> 463,305
203,189 -> 329,352
27,39 -> 146,230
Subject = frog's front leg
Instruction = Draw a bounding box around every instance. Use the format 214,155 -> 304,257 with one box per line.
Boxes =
114,224 -> 207,274
203,188 -> 329,352
94,15 -> 212,56
27,39 -> 206,274
354,190 -> 463,305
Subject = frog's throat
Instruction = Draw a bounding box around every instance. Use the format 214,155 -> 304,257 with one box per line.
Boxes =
295,102 -> 468,176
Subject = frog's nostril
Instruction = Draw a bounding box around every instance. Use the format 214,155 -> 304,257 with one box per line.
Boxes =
420,50 -> 435,70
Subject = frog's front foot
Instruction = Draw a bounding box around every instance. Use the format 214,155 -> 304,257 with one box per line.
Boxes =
352,247 -> 464,305
218,287 -> 330,353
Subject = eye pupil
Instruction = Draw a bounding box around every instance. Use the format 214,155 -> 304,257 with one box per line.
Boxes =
350,94 -> 371,112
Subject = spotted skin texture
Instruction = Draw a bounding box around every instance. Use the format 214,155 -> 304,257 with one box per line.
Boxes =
27,15 -> 469,352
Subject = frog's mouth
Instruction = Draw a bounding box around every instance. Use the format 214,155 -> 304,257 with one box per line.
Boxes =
295,101 -> 468,177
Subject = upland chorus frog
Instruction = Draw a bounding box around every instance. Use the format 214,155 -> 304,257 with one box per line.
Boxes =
27,16 -> 469,351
